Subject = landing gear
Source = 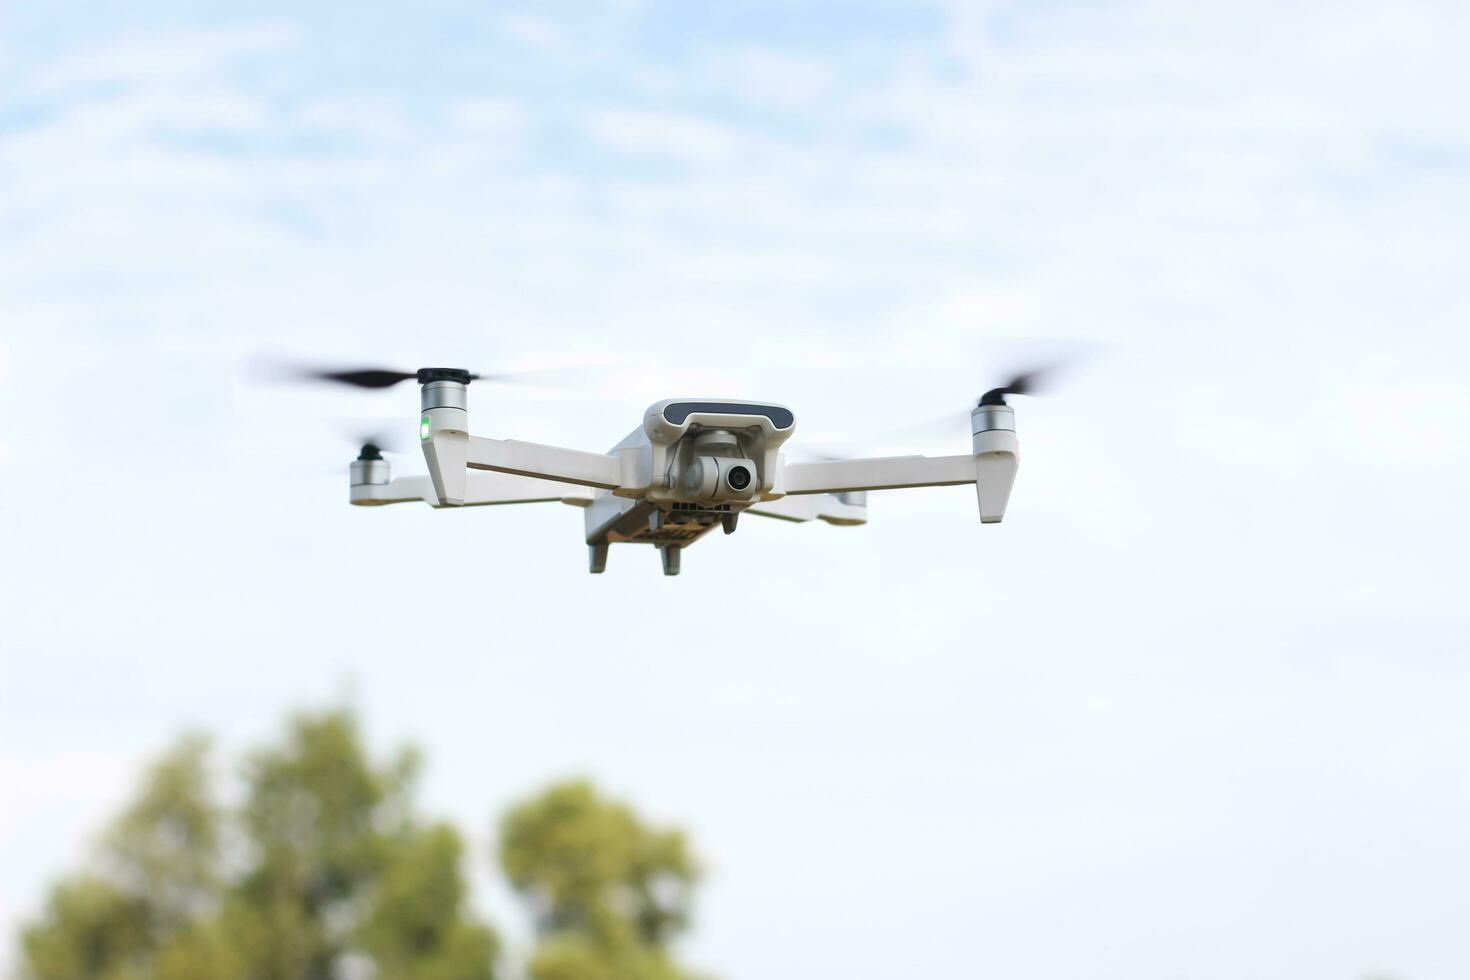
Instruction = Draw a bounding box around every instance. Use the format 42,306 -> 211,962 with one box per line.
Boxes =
660,545 -> 682,576
588,543 -> 608,574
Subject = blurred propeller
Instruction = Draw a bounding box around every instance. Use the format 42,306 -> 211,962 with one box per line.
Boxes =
285,427 -> 411,477
351,435 -> 405,461
979,366 -> 1053,406
920,361 -> 1068,429
313,368 -> 430,389
254,356 -> 618,391
820,359 -> 1082,454
345,426 -> 410,458
291,365 -> 478,389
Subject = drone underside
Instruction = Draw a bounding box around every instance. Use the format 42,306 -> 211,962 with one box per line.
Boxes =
345,377 -> 1021,576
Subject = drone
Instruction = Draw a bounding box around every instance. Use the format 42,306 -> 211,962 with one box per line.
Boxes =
305,365 -> 1031,575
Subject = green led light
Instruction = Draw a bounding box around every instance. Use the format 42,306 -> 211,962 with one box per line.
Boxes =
420,416 -> 431,441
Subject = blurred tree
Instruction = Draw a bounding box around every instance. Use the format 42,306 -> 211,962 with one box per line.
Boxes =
18,876 -> 150,980
358,824 -> 500,980
224,711 -> 486,980
499,781 -> 702,980
101,734 -> 220,935
17,710 -> 499,980
19,735 -> 221,980
15,713 -> 709,980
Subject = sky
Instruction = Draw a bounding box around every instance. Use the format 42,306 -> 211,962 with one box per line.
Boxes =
2,0 -> 1469,977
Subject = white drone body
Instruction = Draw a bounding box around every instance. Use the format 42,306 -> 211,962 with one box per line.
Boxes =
349,376 -> 1019,576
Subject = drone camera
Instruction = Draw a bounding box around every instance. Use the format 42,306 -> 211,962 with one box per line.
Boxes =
682,455 -> 759,503
726,463 -> 752,492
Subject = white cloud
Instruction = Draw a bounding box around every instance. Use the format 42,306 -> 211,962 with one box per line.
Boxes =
500,13 -> 562,51
30,23 -> 299,94
588,108 -> 745,165
449,97 -> 527,135
700,47 -> 837,107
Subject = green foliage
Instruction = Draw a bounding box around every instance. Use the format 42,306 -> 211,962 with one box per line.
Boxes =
225,711 -> 483,980
15,713 -> 709,980
499,780 -> 702,980
238,713 -> 415,910
19,876 -> 150,980
16,710 -> 499,980
527,936 -> 690,980
101,734 -> 220,934
360,823 -> 498,980
151,921 -> 244,980
21,735 -> 220,980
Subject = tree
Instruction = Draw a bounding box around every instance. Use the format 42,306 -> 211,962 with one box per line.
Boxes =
100,734 -> 220,935
15,712 -> 709,980
19,735 -> 222,980
18,876 -> 151,980
499,781 -> 702,980
17,710 -> 499,980
224,711 -> 486,980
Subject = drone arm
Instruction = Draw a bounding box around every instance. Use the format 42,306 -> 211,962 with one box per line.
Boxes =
418,381 -> 623,505
781,455 -> 977,494
353,472 -> 592,508
780,423 -> 1019,524
465,436 -> 623,491
972,428 -> 1019,524
458,471 -> 594,507
350,475 -> 436,506
745,492 -> 868,526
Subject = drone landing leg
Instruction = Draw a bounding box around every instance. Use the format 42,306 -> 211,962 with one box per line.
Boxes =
660,545 -> 681,577
588,543 -> 608,574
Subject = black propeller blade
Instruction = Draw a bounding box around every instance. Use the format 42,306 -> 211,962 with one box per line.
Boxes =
339,422 -> 410,457
265,358 -> 612,390
314,368 -> 419,389
834,361 -> 1072,451
301,366 -> 480,389
979,368 -> 1048,406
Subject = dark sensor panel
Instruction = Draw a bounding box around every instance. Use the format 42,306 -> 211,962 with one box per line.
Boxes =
662,402 -> 795,429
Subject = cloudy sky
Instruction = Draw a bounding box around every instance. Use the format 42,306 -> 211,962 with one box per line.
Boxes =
3,1 -> 1469,977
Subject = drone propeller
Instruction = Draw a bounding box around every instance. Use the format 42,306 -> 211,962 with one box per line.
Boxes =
294,365 -> 479,389
945,362 -> 1067,419
805,359 -> 1081,455
283,430 -> 409,478
352,424 -> 414,455
328,415 -> 413,454
259,357 -> 619,391
978,367 -> 1051,406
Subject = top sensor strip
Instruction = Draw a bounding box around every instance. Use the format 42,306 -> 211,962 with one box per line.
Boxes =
661,402 -> 795,429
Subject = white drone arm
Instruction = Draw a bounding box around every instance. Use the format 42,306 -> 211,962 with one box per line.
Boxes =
467,437 -> 622,489
777,405 -> 1020,523
745,492 -> 868,526
348,475 -> 429,507
781,454 -> 976,493
419,383 -> 624,505
351,472 -> 593,508
424,433 -> 622,504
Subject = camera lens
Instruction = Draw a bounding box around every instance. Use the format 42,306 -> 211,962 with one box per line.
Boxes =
726,465 -> 752,491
